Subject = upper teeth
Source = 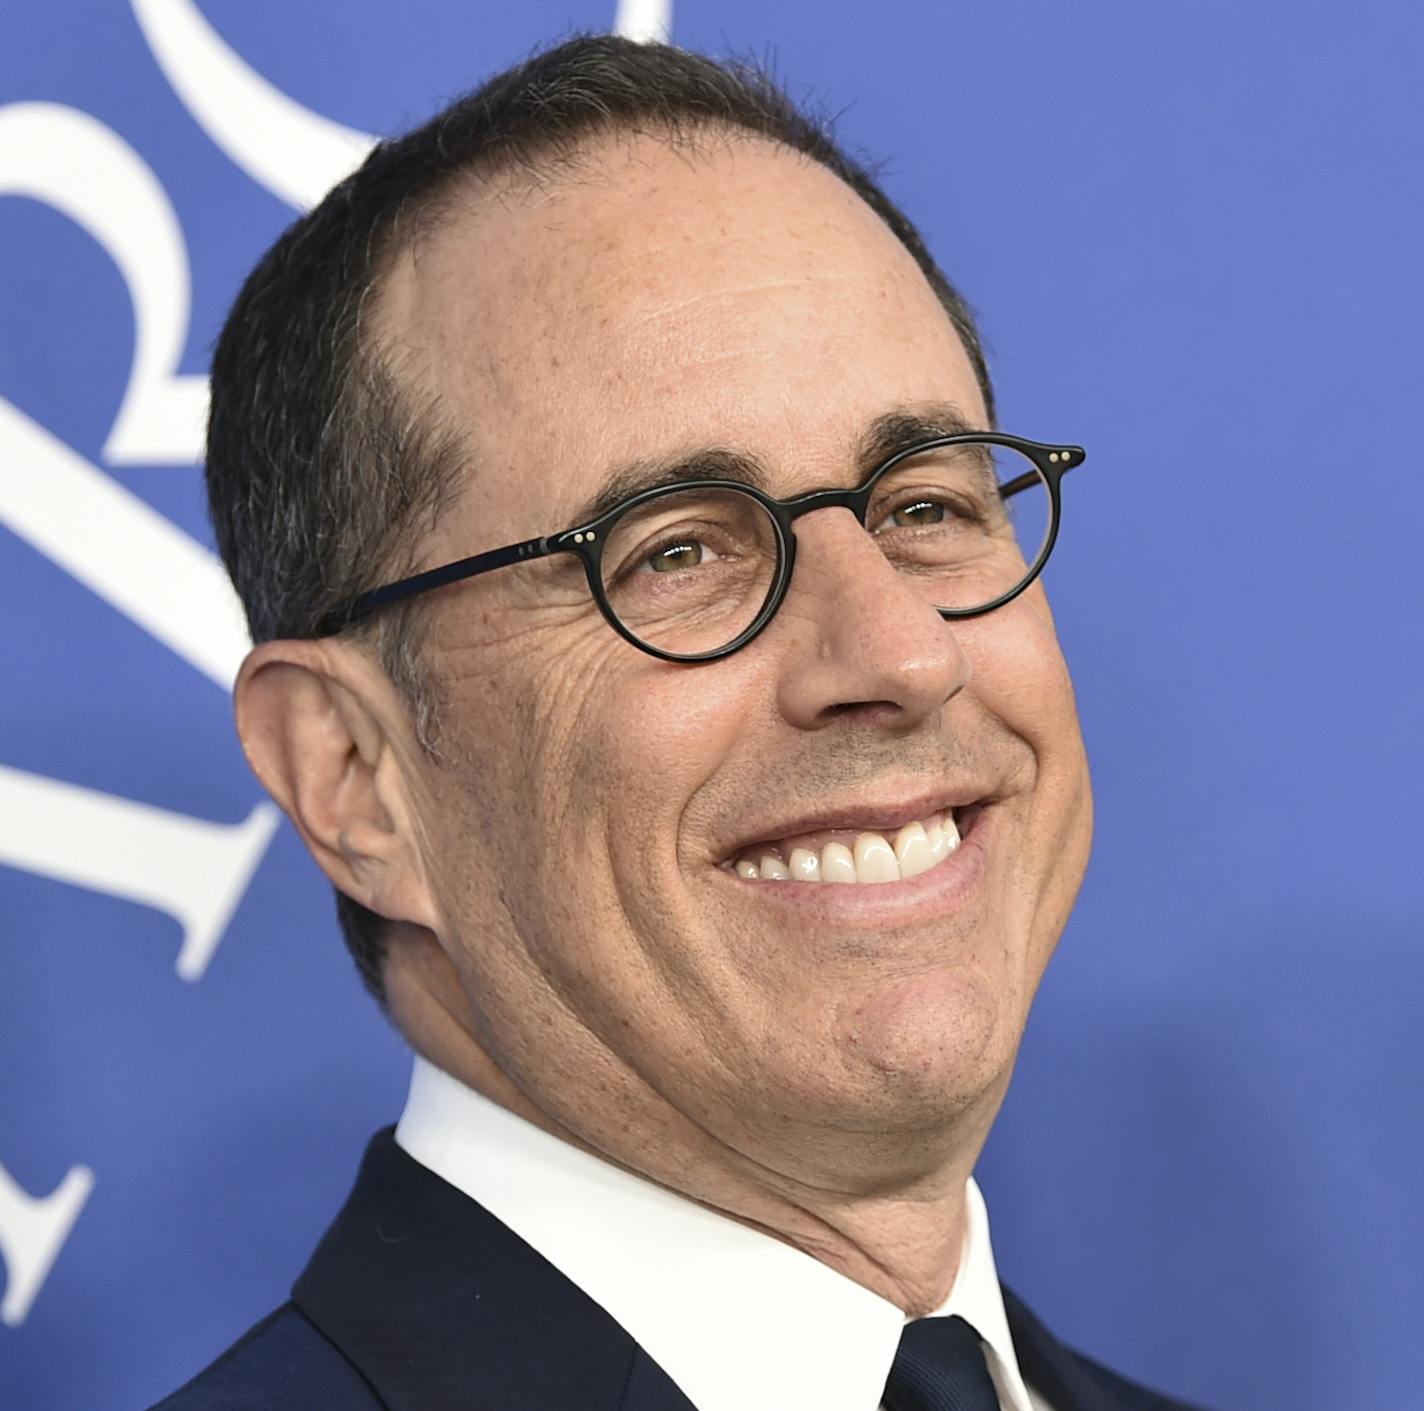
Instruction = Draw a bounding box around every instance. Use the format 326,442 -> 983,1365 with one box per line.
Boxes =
731,811 -> 961,885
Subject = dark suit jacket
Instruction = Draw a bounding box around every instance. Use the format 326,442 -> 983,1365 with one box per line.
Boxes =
150,1129 -> 1212,1411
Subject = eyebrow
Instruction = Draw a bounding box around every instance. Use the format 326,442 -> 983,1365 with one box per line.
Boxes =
571,448 -> 773,526
858,402 -> 982,464
566,400 -> 984,528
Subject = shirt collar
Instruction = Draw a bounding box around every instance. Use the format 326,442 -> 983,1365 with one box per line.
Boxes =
396,1056 -> 1035,1411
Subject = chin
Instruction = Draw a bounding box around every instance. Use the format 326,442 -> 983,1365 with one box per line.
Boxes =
819,965 -> 1020,1128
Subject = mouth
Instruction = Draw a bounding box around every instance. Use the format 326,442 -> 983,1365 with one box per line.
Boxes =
718,801 -> 990,887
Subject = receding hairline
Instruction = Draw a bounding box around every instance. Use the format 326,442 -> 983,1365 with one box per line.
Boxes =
363,119 -> 970,432
389,118 -> 830,259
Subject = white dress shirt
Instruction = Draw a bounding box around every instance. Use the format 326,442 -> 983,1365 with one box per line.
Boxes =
396,1056 -> 1054,1411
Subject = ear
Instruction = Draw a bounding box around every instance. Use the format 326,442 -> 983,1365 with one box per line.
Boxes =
233,638 -> 438,931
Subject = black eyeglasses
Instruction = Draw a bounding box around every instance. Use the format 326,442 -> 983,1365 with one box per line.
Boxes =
317,432 -> 1085,662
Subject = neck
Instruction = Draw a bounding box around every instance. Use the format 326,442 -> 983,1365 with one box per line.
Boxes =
389,944 -> 998,1315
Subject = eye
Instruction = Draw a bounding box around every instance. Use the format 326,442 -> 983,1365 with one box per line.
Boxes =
888,498 -> 946,528
870,493 -> 971,535
646,538 -> 716,572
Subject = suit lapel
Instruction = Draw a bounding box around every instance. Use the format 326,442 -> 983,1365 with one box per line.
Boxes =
1002,1284 -> 1101,1411
1002,1285 -> 1213,1411
292,1128 -> 695,1411
295,1130 -> 1148,1411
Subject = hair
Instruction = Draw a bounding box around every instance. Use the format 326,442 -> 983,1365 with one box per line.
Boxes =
206,34 -> 996,1006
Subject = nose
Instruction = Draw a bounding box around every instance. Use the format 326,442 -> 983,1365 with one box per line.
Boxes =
770,508 -> 972,732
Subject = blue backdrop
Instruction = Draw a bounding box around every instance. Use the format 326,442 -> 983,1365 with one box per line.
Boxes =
2,3 -> 1420,1409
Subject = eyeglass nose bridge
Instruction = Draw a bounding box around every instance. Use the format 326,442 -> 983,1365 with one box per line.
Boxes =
758,479 -> 924,638
778,482 -> 876,527
768,480 -> 890,599
742,479 -> 912,653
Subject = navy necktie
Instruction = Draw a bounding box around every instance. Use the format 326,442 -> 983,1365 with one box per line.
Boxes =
882,1315 -> 1001,1411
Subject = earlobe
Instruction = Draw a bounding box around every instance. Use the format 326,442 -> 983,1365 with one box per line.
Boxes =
233,640 -> 438,930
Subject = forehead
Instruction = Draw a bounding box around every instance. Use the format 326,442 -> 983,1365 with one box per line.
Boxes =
375,130 -> 986,541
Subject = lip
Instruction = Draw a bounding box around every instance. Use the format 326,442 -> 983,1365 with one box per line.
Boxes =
710,802 -> 996,925
715,784 -> 998,865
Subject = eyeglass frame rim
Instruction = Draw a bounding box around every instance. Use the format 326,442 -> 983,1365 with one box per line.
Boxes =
314,430 -> 1086,662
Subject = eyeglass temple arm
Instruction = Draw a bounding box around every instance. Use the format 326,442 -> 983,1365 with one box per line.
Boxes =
320,536 -> 550,633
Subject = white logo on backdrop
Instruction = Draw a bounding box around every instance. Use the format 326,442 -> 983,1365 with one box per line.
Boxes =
0,0 -> 670,1329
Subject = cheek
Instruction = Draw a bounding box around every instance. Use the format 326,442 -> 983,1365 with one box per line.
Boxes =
534,651 -> 772,1040
428,637 -> 767,1084
414,613 -> 618,947
433,618 -> 755,954
981,592 -> 1093,971
525,640 -> 756,842
975,587 -> 1070,709
962,586 -> 1083,780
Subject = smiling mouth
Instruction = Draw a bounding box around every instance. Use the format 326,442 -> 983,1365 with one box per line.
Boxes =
721,804 -> 986,886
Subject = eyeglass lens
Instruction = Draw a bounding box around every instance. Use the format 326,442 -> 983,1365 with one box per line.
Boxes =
597,443 -> 1051,658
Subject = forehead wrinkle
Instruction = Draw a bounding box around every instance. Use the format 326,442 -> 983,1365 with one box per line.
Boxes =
614,270 -> 872,334
547,218 -> 915,340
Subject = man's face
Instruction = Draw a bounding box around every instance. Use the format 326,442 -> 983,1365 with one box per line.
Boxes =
376,133 -> 1092,1188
